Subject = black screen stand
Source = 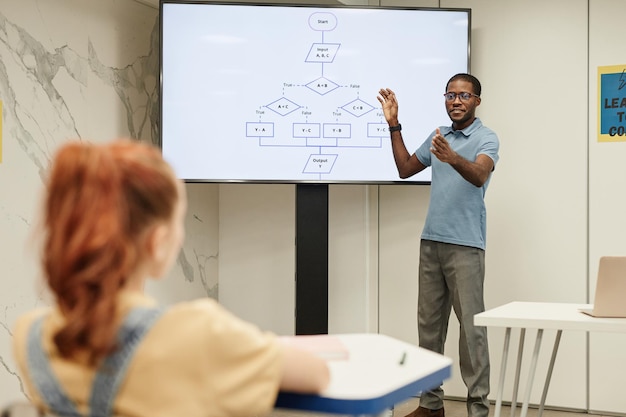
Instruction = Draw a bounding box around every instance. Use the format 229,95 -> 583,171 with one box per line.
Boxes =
295,183 -> 328,335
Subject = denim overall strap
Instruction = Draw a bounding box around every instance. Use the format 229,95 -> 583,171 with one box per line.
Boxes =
26,315 -> 82,417
26,307 -> 163,417
89,307 -> 162,417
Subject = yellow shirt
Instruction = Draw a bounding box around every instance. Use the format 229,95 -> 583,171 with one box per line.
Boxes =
12,292 -> 283,417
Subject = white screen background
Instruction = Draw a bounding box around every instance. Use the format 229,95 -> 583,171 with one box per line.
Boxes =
161,3 -> 469,183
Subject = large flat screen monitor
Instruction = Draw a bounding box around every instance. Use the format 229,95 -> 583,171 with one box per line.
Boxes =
160,1 -> 470,184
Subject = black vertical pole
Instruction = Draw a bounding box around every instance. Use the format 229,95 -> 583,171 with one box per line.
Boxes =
295,183 -> 328,335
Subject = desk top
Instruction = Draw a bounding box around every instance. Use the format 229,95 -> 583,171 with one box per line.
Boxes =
474,301 -> 626,333
275,333 -> 452,415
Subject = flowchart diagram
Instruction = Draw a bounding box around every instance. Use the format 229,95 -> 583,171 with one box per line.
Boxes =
245,12 -> 391,179
162,3 -> 468,182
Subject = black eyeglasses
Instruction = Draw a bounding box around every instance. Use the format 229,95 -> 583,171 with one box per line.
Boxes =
443,92 -> 479,102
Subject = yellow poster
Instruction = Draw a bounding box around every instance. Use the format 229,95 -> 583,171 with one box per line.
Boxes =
598,65 -> 626,142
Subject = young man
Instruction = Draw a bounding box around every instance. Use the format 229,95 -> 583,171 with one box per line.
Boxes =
377,73 -> 500,417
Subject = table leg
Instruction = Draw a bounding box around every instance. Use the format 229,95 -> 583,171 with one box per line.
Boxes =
510,328 -> 526,417
519,329 -> 543,417
537,330 -> 562,417
494,328 -> 512,417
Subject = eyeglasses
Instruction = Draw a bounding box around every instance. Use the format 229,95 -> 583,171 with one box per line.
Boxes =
443,92 -> 479,102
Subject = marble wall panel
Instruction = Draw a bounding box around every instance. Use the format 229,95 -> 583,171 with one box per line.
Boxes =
0,0 -> 218,405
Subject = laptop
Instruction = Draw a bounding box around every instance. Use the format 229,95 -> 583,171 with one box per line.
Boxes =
580,256 -> 626,318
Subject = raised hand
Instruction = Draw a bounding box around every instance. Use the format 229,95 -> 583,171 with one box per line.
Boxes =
377,88 -> 399,125
430,128 -> 457,163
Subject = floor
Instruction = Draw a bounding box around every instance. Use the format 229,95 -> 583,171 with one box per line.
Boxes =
1,396 -> 603,417
271,397 -> 599,417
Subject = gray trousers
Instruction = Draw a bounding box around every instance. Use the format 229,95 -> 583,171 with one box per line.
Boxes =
417,240 -> 490,417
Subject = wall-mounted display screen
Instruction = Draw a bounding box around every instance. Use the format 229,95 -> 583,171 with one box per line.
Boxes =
160,1 -> 470,184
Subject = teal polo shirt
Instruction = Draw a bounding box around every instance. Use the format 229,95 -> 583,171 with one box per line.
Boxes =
415,118 -> 500,250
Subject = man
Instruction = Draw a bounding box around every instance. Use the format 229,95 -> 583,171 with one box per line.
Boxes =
377,73 -> 499,417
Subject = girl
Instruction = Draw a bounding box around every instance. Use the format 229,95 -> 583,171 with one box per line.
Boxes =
12,139 -> 329,417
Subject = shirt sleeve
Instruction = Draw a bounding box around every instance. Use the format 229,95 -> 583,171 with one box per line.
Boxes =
415,130 -> 437,167
477,130 -> 500,167
201,301 -> 283,417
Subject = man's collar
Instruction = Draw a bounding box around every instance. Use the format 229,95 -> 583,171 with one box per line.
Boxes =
441,117 -> 483,137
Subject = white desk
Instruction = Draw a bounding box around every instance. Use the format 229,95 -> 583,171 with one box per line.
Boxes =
275,333 -> 452,416
474,301 -> 626,417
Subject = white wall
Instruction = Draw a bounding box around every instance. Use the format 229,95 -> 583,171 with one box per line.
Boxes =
218,184 -> 296,335
588,0 -> 626,413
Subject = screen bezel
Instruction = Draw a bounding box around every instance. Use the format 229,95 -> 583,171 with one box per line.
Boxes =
159,1 -> 471,185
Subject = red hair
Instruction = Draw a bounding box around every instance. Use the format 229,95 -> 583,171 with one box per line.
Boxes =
43,139 -> 179,364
